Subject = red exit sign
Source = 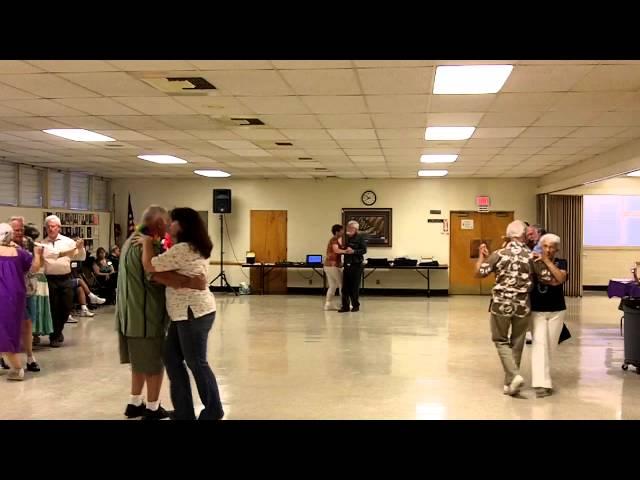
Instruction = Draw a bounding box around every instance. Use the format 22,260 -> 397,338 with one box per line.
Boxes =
476,195 -> 490,207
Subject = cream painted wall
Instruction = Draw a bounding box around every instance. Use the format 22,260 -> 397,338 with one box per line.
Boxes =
0,206 -> 111,255
111,178 -> 538,290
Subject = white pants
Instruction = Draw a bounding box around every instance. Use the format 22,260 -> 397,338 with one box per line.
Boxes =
531,311 -> 566,389
324,266 -> 342,305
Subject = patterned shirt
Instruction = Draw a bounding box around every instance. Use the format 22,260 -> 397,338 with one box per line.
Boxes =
151,242 -> 216,321
478,240 -> 533,318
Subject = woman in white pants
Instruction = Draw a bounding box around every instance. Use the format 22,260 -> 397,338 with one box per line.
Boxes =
324,224 -> 348,310
530,233 -> 568,398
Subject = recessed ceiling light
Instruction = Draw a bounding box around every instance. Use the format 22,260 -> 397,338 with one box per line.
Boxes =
418,169 -> 448,177
43,129 -> 115,142
137,155 -> 187,164
420,154 -> 458,164
433,65 -> 514,94
425,126 -> 476,141
627,170 -> 640,177
194,170 -> 231,178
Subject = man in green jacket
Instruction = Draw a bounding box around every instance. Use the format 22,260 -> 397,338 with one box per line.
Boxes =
117,205 -> 207,420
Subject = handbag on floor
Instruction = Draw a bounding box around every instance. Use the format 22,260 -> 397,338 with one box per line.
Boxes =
558,323 -> 571,344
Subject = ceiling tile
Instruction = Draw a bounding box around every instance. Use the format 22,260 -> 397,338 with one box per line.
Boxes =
489,93 -> 563,112
26,61 -> 118,72
301,95 -> 367,114
111,97 -> 196,115
366,95 -> 429,113
0,83 -> 37,100
501,65 -> 594,92
375,128 -> 424,139
317,114 -> 373,129
473,127 -> 526,138
233,128 -> 287,141
1,99 -> 85,116
465,137 -> 512,147
0,61 -> 44,74
357,67 -> 434,94
478,112 -> 541,127
96,115 -> 170,130
188,60 -> 273,70
371,113 -> 428,128
59,72 -> 161,97
200,70 -> 292,96
280,69 -> 360,95
519,126 -> 577,138
153,115 -> 220,130
281,129 -> 332,140
239,96 -> 310,114
55,97 -> 141,115
49,116 -> 126,130
107,60 -> 197,71
328,129 -> 377,140
272,60 -> 353,69
587,111 -> 640,126
572,65 -> 640,91
534,110 -> 601,126
0,74 -> 99,98
173,96 -> 254,115
428,94 -> 495,112
259,115 -> 323,129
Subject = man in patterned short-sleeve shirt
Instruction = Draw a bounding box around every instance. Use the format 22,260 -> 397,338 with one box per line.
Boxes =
476,219 -> 533,396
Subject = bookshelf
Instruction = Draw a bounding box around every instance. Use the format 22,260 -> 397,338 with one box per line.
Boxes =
43,211 -> 100,253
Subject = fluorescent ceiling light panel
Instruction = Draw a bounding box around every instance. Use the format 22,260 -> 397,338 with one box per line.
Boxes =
425,126 -> 475,141
433,65 -> 514,94
43,129 -> 115,142
626,170 -> 640,177
418,169 -> 448,177
420,154 -> 458,163
194,170 -> 231,178
138,155 -> 187,164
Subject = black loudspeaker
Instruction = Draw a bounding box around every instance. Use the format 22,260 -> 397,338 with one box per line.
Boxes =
213,189 -> 232,214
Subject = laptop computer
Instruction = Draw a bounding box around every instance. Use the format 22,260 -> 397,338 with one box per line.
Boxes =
306,254 -> 323,265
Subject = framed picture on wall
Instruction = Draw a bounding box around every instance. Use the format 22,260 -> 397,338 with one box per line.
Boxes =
342,208 -> 392,247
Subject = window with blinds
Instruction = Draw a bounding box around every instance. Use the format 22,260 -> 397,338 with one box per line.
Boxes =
0,162 -> 18,206
19,166 -> 43,207
70,174 -> 90,210
48,171 -> 67,208
93,178 -> 109,211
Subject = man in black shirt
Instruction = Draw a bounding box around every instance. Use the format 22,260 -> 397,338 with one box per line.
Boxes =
338,220 -> 367,313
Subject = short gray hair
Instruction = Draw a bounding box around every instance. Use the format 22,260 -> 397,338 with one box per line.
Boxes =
347,220 -> 359,230
540,233 -> 561,247
506,220 -> 526,240
141,205 -> 168,226
0,223 -> 13,246
9,216 -> 25,224
44,215 -> 61,227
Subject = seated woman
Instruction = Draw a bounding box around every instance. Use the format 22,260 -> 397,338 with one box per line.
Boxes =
92,247 -> 117,303
530,233 -> 569,398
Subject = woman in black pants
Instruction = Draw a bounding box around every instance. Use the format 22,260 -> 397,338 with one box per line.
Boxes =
139,208 -> 223,420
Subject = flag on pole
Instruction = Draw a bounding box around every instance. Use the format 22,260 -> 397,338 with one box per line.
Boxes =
127,194 -> 135,238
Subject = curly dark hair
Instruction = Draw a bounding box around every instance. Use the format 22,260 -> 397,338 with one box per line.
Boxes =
170,208 -> 213,259
331,224 -> 343,235
24,224 -> 40,241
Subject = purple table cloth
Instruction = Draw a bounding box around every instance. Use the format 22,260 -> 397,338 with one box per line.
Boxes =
608,279 -> 640,299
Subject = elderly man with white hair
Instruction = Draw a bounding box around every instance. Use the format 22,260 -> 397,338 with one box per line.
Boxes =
529,233 -> 568,398
338,220 -> 367,313
40,215 -> 86,348
475,220 -> 533,396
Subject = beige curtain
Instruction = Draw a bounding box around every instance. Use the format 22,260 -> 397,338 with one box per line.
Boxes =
546,195 -> 583,297
536,193 -> 548,227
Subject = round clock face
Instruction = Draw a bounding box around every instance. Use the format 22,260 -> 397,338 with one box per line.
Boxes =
361,190 -> 376,206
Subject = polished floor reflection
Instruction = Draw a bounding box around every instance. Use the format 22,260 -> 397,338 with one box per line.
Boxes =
1,293 -> 638,420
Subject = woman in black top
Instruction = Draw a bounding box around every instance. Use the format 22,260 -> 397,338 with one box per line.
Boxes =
530,233 -> 568,398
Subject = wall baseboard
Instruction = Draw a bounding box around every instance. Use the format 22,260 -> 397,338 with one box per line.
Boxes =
583,285 -> 609,291
211,286 -> 449,297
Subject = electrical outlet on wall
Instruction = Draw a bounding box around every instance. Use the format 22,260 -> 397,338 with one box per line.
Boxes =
376,279 -> 381,285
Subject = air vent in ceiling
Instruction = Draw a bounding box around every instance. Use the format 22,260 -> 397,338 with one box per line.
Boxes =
298,157 -> 313,161
141,77 -> 217,95
231,118 -> 264,126
314,167 -> 328,171
275,142 -> 293,146
105,144 -> 124,148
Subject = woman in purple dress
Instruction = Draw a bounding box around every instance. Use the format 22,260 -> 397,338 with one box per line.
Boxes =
0,223 -> 42,381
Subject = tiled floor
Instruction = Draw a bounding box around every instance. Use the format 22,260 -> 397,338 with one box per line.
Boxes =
1,292 -> 638,420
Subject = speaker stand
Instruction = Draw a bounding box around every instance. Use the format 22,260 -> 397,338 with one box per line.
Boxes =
210,214 -> 238,296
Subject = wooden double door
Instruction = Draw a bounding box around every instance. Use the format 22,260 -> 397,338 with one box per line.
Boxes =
449,211 -> 514,295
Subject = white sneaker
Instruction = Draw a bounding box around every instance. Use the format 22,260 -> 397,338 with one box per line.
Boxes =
67,315 -> 78,323
324,303 -> 331,311
508,375 -> 524,396
78,308 -> 95,317
503,385 -> 510,395
88,293 -> 106,305
7,368 -> 25,381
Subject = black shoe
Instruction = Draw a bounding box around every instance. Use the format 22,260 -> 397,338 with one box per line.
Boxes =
526,339 -> 532,345
143,405 -> 172,420
26,361 -> 40,372
124,402 -> 147,419
337,308 -> 350,313
0,358 -> 9,370
351,307 -> 360,312
49,339 -> 62,348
